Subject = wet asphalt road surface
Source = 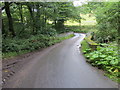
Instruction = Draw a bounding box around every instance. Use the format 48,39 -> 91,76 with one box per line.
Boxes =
3,33 -> 118,88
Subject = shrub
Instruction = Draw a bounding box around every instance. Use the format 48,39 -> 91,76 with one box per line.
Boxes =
83,43 -> 119,82
2,33 -> 74,58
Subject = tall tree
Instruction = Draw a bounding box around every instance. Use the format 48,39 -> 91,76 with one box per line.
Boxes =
26,3 -> 35,34
4,2 -> 15,37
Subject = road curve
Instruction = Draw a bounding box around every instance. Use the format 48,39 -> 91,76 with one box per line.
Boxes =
3,33 -> 118,88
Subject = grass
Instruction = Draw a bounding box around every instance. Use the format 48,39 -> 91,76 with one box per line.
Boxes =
3,50 -> 29,59
65,14 -> 98,33
65,25 -> 97,33
65,14 -> 97,26
58,34 -> 74,40
80,14 -> 97,26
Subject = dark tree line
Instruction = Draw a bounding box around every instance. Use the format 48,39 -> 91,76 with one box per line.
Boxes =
2,2 -> 80,38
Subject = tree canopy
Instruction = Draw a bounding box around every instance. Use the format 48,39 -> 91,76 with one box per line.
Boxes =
2,2 -> 80,38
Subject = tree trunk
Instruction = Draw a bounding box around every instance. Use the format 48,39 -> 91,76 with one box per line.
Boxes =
18,4 -> 24,35
19,4 -> 23,23
4,2 -> 15,37
2,19 -> 5,35
79,19 -> 81,30
27,4 -> 35,34
0,9 -> 2,36
36,4 -> 41,33
44,8 -> 47,29
55,19 -> 65,33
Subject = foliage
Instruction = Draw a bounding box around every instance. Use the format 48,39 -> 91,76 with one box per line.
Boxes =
65,25 -> 96,33
83,43 -> 119,82
81,2 -> 120,44
2,34 -> 74,59
80,2 -> 120,82
2,2 -> 79,58
83,2 -> 119,43
2,2 -> 80,37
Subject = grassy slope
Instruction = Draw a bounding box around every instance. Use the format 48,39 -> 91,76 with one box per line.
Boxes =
65,14 -> 97,26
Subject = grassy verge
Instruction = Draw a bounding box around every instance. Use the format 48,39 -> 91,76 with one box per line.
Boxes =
3,50 -> 29,59
3,34 -> 74,59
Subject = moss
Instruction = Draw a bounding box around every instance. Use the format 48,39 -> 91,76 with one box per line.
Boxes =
85,35 -> 98,45
81,40 -> 90,52
85,38 -> 98,45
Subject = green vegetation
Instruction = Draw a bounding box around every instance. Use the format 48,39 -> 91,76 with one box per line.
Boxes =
81,35 -> 98,52
65,25 -> 97,33
85,36 -> 98,45
2,2 -> 80,58
84,2 -> 120,44
3,50 -> 29,59
81,34 -> 119,83
3,34 -> 74,59
2,1 -> 120,83
83,44 -> 119,82
81,40 -> 90,52
81,2 -> 120,83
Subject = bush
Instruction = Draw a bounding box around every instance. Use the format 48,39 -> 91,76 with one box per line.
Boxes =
2,33 -> 74,58
93,26 -> 118,43
40,27 -> 57,36
83,43 -> 119,82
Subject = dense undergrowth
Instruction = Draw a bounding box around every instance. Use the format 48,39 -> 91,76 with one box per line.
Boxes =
81,40 -> 119,83
2,34 -> 74,59
2,25 -> 91,59
80,2 -> 120,83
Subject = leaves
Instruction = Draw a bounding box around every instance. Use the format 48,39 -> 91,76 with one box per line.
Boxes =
84,44 -> 119,82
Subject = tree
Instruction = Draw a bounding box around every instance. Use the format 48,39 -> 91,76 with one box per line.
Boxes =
2,2 -> 81,37
4,2 -> 15,37
83,2 -> 119,43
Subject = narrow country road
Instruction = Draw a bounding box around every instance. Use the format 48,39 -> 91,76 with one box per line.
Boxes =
3,33 -> 118,88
